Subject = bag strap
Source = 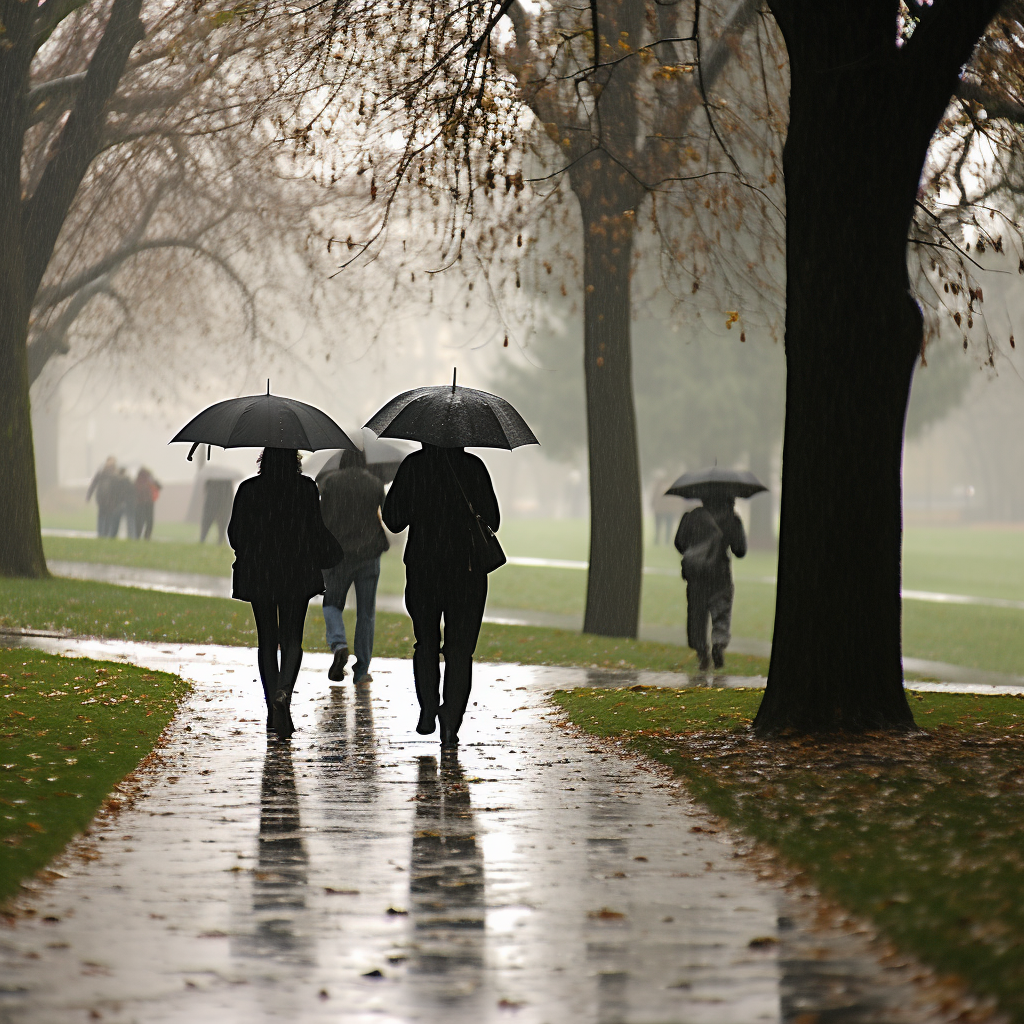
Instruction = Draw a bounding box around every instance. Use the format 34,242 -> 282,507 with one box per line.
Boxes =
443,450 -> 487,526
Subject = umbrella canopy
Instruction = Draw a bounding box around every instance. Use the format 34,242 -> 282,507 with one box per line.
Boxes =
310,430 -> 412,485
170,388 -> 358,459
365,373 -> 539,450
666,467 -> 767,501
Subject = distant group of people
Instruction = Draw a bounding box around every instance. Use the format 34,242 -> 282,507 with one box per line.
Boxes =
227,442 -> 498,747
86,457 -> 162,539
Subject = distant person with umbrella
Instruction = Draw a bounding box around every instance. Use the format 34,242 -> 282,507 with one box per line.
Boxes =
171,385 -> 355,739
667,468 -> 765,671
316,447 -> 389,685
370,371 -> 538,747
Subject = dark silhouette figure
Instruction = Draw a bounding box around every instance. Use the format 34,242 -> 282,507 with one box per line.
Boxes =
86,456 -> 120,537
107,467 -> 135,539
674,496 -> 746,671
131,467 -> 161,540
382,444 -> 499,747
317,448 -> 389,684
228,447 -> 343,739
200,477 -> 234,544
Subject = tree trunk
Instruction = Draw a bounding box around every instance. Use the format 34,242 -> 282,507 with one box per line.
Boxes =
754,47 -> 925,733
578,175 -> 644,637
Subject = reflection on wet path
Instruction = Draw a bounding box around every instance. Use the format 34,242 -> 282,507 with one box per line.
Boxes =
233,744 -> 312,965
407,753 -> 485,1006
0,642 -> 968,1023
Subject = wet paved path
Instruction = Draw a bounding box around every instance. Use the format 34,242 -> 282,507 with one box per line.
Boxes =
0,639 -> 979,1023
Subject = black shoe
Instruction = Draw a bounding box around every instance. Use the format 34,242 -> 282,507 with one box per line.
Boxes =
272,692 -> 294,740
711,644 -> 725,669
440,724 -> 459,748
416,709 -> 437,735
697,648 -> 711,672
328,647 -> 349,682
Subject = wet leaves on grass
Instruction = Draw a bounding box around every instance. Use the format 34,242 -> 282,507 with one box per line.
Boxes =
0,647 -> 188,906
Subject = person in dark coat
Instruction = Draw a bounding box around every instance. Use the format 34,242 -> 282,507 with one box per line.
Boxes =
201,478 -> 234,544
381,443 -> 499,747
317,448 -> 389,685
132,467 -> 162,540
86,457 -> 119,537
108,468 -> 136,539
227,447 -> 343,739
674,495 -> 747,671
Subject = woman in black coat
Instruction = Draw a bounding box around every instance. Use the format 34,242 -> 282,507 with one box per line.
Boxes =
227,447 -> 343,739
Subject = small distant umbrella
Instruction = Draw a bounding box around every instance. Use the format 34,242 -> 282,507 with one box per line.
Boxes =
666,467 -> 767,501
169,383 -> 358,460
365,369 -> 539,450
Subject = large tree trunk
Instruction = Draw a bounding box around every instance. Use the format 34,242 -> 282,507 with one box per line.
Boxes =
754,38 -> 922,733
578,173 -> 644,637
0,255 -> 47,578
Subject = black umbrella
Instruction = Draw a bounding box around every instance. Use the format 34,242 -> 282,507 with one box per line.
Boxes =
666,467 -> 767,501
365,370 -> 539,450
170,385 -> 358,460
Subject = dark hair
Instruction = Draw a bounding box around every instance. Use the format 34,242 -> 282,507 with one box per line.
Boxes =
337,447 -> 367,470
257,447 -> 302,480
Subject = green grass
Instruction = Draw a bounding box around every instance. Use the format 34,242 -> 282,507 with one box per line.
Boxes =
39,521 -> 1024,676
0,647 -> 188,905
554,686 -> 1024,1021
0,576 -> 769,676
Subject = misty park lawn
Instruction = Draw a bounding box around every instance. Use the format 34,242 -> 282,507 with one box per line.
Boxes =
555,685 -> 1024,1020
41,521 -> 1024,677
0,576 -> 769,676
0,647 -> 188,906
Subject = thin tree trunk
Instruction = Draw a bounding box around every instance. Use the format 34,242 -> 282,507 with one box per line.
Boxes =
579,189 -> 643,637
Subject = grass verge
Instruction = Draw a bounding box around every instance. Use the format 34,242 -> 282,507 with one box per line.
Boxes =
0,576 -> 769,675
0,646 -> 188,906
553,685 -> 1024,1021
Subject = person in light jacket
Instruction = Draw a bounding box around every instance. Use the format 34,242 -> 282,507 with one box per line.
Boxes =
228,447 -> 342,740
317,448 -> 389,685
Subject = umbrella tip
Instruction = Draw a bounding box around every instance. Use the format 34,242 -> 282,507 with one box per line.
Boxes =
267,379 -> 270,395
452,367 -> 457,393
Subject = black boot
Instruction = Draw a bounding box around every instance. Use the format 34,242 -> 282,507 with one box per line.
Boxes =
440,723 -> 459,748
328,647 -> 348,682
272,690 -> 295,740
711,644 -> 725,669
416,709 -> 437,735
696,647 -> 711,672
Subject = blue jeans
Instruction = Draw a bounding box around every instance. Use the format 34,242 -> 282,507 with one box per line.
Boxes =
322,556 -> 380,679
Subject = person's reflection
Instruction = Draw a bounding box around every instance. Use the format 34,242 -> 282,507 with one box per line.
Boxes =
316,680 -> 379,806
407,751 -> 485,1003
232,743 -> 313,964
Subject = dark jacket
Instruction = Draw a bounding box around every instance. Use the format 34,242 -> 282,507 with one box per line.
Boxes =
674,505 -> 746,587
318,467 -> 389,564
228,473 -> 343,602
382,447 -> 499,572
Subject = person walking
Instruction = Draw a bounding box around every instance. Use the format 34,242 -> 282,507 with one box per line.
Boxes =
227,447 -> 343,740
317,448 -> 389,686
382,443 -> 500,747
674,495 -> 747,671
86,457 -> 119,537
132,467 -> 162,540
201,477 -> 234,544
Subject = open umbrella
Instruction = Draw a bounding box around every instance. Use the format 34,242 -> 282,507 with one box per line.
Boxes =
365,370 -> 539,449
666,467 -> 767,501
311,430 -> 412,485
170,384 -> 358,460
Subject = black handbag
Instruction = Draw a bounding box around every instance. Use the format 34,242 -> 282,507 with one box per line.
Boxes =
444,452 -> 506,574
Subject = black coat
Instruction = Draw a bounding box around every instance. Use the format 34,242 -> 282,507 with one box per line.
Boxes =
382,447 -> 499,573
228,474 -> 343,602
